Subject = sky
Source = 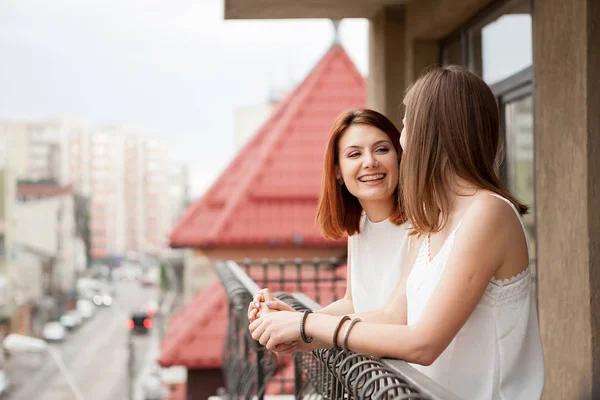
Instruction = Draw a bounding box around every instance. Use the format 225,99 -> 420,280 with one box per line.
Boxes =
0,0 -> 368,198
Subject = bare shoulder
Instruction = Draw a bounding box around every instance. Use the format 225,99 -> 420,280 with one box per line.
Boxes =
463,192 -> 522,236
457,191 -> 527,265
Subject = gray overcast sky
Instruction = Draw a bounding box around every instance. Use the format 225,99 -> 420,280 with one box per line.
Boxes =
0,0 -> 368,197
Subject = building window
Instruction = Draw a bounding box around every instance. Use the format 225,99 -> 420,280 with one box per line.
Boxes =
468,0 -> 532,84
505,95 -> 534,219
495,82 -> 536,287
441,0 -> 532,84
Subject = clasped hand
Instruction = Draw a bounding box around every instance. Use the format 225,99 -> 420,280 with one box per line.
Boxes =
247,288 -> 306,355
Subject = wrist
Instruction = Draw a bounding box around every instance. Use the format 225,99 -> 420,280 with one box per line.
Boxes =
336,319 -> 351,350
300,310 -> 314,344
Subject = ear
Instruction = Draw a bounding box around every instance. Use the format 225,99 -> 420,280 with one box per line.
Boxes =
335,166 -> 341,180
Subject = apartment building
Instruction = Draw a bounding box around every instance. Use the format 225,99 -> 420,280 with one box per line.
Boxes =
60,126 -> 171,259
1,120 -> 182,263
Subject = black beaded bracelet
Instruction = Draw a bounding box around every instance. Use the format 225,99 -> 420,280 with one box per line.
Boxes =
332,315 -> 350,350
300,310 -> 313,344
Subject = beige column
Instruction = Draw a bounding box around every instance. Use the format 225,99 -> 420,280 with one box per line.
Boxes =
534,0 -> 600,398
367,5 -> 406,122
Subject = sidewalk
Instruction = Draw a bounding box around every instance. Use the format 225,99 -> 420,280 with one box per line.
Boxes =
132,292 -> 176,400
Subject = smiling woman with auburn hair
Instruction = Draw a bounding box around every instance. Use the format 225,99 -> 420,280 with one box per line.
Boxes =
248,108 -> 411,329
315,108 -> 406,240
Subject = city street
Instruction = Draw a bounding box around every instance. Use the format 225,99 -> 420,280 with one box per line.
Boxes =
4,280 -> 158,400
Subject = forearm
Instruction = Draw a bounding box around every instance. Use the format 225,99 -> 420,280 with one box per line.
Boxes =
304,313 -> 429,364
351,307 -> 405,325
315,298 -> 354,316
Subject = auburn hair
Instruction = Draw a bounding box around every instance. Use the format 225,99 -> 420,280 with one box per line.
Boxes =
400,65 -> 528,235
316,108 -> 406,240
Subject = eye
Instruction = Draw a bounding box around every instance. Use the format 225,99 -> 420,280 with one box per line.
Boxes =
347,152 -> 360,158
375,147 -> 390,153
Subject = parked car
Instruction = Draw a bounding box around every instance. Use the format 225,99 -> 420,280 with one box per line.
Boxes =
42,322 -> 67,342
76,299 -> 96,319
128,312 -> 152,334
59,311 -> 82,330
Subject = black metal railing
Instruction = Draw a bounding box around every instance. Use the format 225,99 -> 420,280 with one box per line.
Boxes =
215,260 -> 277,398
237,258 -> 346,306
215,260 -> 462,400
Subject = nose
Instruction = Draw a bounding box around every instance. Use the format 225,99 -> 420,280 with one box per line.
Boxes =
363,151 -> 379,168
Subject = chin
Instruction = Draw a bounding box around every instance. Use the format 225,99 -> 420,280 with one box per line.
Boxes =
357,190 -> 393,202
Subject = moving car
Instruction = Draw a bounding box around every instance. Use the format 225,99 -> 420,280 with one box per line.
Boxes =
128,312 -> 152,334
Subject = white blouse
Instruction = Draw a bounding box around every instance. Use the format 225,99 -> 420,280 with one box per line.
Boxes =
406,194 -> 544,399
350,216 -> 410,313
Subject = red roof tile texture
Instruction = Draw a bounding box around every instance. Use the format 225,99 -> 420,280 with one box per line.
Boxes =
158,279 -> 228,370
170,45 -> 365,248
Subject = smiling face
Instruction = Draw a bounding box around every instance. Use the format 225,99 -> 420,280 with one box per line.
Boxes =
337,124 -> 399,214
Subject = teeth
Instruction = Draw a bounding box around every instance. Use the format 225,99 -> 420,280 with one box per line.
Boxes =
359,174 -> 385,182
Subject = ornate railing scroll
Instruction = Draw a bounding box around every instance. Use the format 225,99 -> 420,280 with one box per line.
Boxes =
215,260 -> 278,399
216,260 -> 462,400
290,295 -> 462,400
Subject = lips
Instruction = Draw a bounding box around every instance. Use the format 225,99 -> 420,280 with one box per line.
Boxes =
358,173 -> 386,182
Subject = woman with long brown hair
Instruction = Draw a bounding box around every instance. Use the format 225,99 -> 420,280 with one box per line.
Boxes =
249,66 -> 544,399
248,108 -> 410,338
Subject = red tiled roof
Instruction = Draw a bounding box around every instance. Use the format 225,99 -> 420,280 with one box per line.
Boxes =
170,45 -> 365,248
159,265 -> 347,373
158,279 -> 228,369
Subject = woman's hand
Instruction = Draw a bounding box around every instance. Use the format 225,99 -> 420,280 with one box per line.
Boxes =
249,311 -> 304,351
247,288 -> 297,322
272,340 -> 314,356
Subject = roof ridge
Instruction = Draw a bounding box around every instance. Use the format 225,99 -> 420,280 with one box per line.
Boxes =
205,47 -> 341,244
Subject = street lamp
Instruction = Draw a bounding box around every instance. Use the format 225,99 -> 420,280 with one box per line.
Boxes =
3,334 -> 84,400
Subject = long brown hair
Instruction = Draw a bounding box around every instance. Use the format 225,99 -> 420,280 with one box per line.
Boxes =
316,109 -> 406,240
401,65 -> 528,235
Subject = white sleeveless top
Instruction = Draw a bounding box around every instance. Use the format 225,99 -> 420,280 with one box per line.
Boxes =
406,194 -> 544,399
350,216 -> 410,313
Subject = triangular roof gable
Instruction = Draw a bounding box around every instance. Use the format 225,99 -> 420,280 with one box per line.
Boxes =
170,45 -> 365,248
